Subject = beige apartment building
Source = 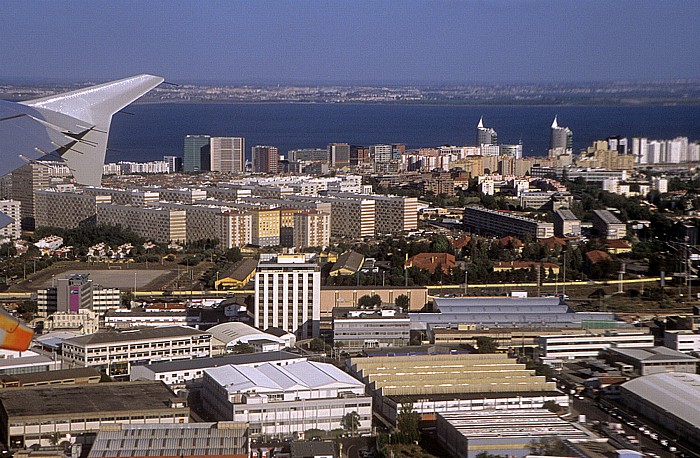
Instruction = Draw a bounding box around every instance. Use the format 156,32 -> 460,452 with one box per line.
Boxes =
0,199 -> 21,239
322,197 -> 375,239
35,189 -> 111,229
141,187 -> 207,204
251,208 -> 280,246
83,187 -> 160,206
210,137 -> 245,173
216,211 -> 253,248
96,204 -> 186,243
11,163 -> 50,229
368,194 -> 418,235
293,211 -> 330,249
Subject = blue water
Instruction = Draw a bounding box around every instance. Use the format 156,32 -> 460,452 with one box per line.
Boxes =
106,103 -> 700,163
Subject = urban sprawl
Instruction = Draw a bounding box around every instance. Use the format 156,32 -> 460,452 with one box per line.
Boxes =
2,116 -> 700,458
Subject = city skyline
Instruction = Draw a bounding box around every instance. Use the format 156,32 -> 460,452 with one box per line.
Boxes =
1,1 -> 699,84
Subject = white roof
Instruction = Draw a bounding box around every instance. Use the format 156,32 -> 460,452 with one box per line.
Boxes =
205,360 -> 363,394
208,322 -> 268,344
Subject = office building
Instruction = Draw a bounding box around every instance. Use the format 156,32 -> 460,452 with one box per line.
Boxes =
537,332 -> 654,360
350,145 -> 370,165
602,346 -> 698,376
130,351 -> 305,389
11,163 -> 50,230
436,410 -> 587,458
255,254 -> 321,338
464,206 -> 554,239
163,155 -> 182,173
87,422 -> 248,458
328,143 -> 350,167
349,353 -> 566,425
252,145 -> 279,174
61,326 -> 212,377
293,210 -> 331,249
591,209 -> 626,240
476,116 -> 497,146
288,148 -> 329,163
553,209 -> 581,237
0,200 -> 21,239
550,116 -> 573,153
183,135 -> 211,172
333,309 -> 410,350
36,274 -> 119,318
210,137 -> 245,173
96,203 -> 186,243
202,361 -> 371,437
0,381 -> 189,449
664,330 -> 700,354
34,189 -> 111,229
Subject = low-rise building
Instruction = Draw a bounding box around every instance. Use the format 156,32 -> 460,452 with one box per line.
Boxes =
202,361 -> 372,437
214,258 -> 258,290
333,309 -> 410,350
60,326 -> 212,377
592,209 -> 626,240
553,209 -> 581,237
537,332 -> 654,360
664,330 -> 700,354
602,346 -> 698,376
463,206 -> 554,239
0,367 -> 101,389
0,381 -> 189,449
130,350 -> 305,389
0,350 -> 60,376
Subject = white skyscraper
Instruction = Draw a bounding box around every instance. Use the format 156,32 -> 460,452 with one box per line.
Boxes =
254,254 -> 321,338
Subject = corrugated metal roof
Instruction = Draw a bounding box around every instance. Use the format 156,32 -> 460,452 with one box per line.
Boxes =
621,372 -> 700,428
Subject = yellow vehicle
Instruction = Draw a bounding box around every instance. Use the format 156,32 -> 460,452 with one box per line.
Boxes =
0,308 -> 33,351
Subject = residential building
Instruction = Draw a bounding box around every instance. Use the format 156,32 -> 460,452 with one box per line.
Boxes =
11,163 -> 50,229
0,200 -> 21,239
293,210 -> 330,249
217,211 -> 253,249
0,381 -> 189,449
406,252 -> 455,274
87,422 -> 248,458
60,326 -> 212,377
537,332 -> 654,360
142,187 -> 207,204
254,254 -> 321,338
83,187 -> 160,206
35,189 -> 111,229
464,206 -> 554,239
329,251 -> 365,277
288,148 -> 329,163
349,353 -> 567,425
163,155 -> 182,173
591,209 -> 626,240
130,351 -> 305,389
96,204 -> 186,243
250,208 -> 281,246
553,209 -> 581,237
252,145 -> 279,174
210,136 -> 245,173
183,135 -> 211,172
202,361 -> 372,437
333,309 -> 410,350
41,309 -> 100,335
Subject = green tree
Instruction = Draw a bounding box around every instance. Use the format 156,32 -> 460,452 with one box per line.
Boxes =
396,402 -> 420,442
394,294 -> 410,309
309,337 -> 326,352
529,437 -> 569,455
475,452 -> 506,458
476,336 -> 499,354
429,234 -> 453,254
358,294 -> 382,308
341,411 -> 361,435
542,400 -> 562,413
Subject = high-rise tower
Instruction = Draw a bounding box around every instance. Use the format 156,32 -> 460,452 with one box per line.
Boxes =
476,116 -> 498,146
252,145 -> 279,174
550,116 -> 573,153
210,137 -> 245,173
183,135 -> 211,172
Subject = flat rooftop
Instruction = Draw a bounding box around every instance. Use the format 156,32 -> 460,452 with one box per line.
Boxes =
64,326 -> 204,346
0,381 -> 182,418
135,351 -> 302,374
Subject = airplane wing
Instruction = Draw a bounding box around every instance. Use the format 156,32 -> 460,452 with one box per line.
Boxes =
0,74 -> 164,187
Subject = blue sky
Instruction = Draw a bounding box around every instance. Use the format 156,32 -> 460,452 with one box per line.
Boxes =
2,0 -> 699,84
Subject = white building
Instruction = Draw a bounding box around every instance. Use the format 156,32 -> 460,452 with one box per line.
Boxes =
255,255 -> 321,338
0,200 -> 21,239
130,350 -> 305,389
61,326 -> 212,377
664,330 -> 700,354
538,332 -> 654,360
202,361 -> 372,437
333,309 -> 411,350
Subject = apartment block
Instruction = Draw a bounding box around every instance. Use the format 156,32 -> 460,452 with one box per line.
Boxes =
250,208 -> 281,247
96,203 -> 186,243
142,187 -> 207,204
591,209 -> 626,240
84,187 -> 160,206
0,200 -> 21,239
35,189 -> 111,229
216,211 -> 253,249
255,255 -> 320,338
464,206 -> 554,239
11,163 -> 50,229
61,326 -> 212,377
293,211 -> 330,249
